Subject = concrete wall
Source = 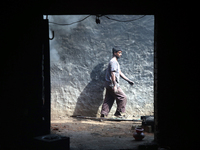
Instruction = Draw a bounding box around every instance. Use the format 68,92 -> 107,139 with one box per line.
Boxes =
48,15 -> 154,119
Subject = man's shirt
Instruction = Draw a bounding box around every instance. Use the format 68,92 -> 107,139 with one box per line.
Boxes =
105,57 -> 121,86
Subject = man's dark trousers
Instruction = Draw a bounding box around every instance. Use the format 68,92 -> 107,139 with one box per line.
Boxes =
101,85 -> 127,116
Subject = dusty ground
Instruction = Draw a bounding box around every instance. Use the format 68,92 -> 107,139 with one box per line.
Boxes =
51,117 -> 154,150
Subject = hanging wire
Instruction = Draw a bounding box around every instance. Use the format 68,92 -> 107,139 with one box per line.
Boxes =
103,15 -> 146,22
48,15 -> 146,26
49,15 -> 91,25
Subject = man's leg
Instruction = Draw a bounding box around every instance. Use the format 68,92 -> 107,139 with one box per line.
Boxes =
114,87 -> 127,116
101,87 -> 115,117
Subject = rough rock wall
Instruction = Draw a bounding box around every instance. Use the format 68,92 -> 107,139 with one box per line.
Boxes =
48,15 -> 154,119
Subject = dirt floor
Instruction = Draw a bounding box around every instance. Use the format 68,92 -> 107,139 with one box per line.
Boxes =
51,117 -> 154,150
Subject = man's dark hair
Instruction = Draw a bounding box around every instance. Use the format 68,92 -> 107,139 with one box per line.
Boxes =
112,46 -> 122,55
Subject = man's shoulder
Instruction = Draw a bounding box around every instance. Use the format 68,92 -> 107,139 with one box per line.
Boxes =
110,57 -> 117,63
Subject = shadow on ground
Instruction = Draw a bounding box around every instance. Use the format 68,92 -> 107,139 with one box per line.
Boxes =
51,117 -> 154,150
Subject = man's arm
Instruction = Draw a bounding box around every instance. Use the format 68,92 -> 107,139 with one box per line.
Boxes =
119,71 -> 134,85
111,71 -> 118,93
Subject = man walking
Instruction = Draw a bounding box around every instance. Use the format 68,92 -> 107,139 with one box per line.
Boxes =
100,46 -> 134,119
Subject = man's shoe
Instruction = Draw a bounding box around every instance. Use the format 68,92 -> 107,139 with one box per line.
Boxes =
100,114 -> 105,122
120,112 -> 127,117
100,114 -> 105,117
114,111 -> 121,117
112,115 -> 126,120
114,112 -> 128,118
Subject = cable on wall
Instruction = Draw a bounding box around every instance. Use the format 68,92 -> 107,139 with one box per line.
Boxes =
49,15 -> 91,25
48,15 -> 146,25
103,15 -> 146,22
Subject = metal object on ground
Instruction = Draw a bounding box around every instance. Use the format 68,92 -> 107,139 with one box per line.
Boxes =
34,134 -> 70,150
141,116 -> 154,132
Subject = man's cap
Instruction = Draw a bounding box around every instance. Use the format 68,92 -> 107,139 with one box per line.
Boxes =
112,46 -> 122,53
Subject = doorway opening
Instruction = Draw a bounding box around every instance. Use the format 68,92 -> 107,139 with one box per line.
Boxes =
44,15 -> 155,149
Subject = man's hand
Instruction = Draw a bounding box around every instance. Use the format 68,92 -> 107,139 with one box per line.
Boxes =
128,80 -> 134,85
113,85 -> 118,93
120,71 -> 134,86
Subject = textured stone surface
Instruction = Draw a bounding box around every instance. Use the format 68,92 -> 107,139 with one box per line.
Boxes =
48,15 -> 154,119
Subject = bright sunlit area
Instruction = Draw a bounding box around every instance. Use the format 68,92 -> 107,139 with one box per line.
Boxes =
44,15 -> 154,150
